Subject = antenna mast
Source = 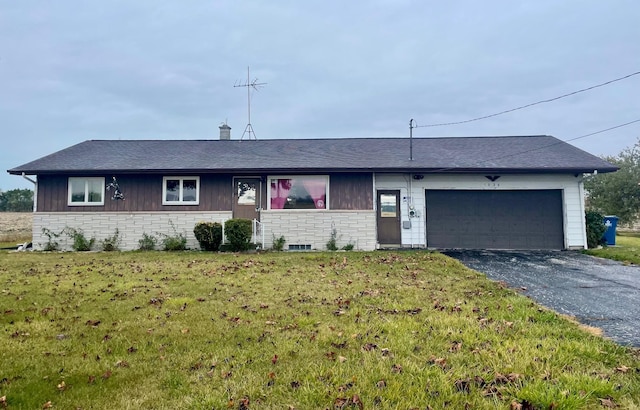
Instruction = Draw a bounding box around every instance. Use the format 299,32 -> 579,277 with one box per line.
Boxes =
234,66 -> 267,140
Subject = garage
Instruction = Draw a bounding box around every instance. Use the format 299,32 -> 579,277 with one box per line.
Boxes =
425,189 -> 564,250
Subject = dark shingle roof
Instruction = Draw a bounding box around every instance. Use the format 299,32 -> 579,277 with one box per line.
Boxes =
7,136 -> 617,175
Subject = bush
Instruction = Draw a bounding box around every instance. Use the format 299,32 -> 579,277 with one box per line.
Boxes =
66,227 -> 95,251
158,221 -> 187,251
138,232 -> 157,251
341,243 -> 355,251
326,227 -> 339,251
193,221 -> 223,251
272,234 -> 286,251
41,228 -> 62,251
101,228 -> 121,251
585,210 -> 607,249
224,218 -> 253,251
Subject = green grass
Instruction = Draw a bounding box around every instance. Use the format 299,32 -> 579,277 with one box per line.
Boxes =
584,232 -> 640,264
0,251 -> 639,409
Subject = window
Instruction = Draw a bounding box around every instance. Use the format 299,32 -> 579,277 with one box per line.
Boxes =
163,176 -> 200,205
268,176 -> 328,210
379,194 -> 397,217
68,177 -> 105,206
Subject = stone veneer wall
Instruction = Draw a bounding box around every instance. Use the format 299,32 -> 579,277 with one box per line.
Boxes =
260,210 -> 377,251
33,212 -> 232,251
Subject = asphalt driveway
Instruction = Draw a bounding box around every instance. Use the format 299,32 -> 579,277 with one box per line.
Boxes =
443,250 -> 640,347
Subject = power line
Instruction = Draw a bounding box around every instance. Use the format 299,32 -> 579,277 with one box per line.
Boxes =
415,70 -> 640,128
428,118 -> 640,173
564,119 -> 640,143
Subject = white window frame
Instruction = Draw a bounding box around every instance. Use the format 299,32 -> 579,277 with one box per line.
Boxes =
162,176 -> 200,205
67,177 -> 105,206
267,175 -> 330,210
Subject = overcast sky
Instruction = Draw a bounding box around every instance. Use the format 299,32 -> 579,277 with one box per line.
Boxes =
2,1 -> 639,190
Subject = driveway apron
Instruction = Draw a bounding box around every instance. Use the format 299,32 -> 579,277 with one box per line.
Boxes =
443,250 -> 640,347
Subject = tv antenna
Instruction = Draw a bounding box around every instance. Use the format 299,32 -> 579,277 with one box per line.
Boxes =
234,66 -> 267,140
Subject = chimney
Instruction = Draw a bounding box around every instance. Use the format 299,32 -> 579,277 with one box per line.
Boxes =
219,123 -> 231,140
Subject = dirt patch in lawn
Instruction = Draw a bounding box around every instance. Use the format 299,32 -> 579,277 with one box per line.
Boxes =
0,212 -> 33,241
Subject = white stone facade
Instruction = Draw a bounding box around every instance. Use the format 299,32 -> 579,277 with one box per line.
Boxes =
260,210 -> 377,250
33,211 -> 232,251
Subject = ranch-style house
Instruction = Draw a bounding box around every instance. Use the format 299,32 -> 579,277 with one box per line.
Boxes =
8,132 -> 616,251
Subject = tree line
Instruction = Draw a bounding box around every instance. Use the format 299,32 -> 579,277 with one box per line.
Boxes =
0,189 -> 34,212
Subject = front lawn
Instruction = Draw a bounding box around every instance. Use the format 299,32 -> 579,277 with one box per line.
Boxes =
584,232 -> 640,265
1,251 -> 638,409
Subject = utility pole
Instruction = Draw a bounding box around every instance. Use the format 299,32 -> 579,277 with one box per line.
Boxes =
234,66 -> 267,140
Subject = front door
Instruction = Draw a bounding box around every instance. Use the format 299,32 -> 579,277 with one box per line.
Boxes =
377,190 -> 401,246
233,178 -> 261,220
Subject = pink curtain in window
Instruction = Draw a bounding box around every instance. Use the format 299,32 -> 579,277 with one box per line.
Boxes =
270,179 -> 291,209
302,179 -> 326,209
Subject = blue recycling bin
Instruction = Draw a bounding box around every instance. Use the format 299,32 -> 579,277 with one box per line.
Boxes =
602,215 -> 618,246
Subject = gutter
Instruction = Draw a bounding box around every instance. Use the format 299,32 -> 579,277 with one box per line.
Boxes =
21,173 -> 37,212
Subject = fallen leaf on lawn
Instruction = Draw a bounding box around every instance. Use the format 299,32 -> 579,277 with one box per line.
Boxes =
334,397 -> 348,408
449,341 -> 462,352
57,381 -> 66,391
332,341 -> 348,349
352,394 -> 363,409
0,396 -> 6,408
86,320 -> 100,327
271,354 -> 278,364
127,346 -> 137,353
510,401 -> 522,410
598,397 -> 616,408
428,356 -> 447,369
339,356 -> 347,363
221,371 -> 232,379
42,401 -> 53,409
101,370 -> 112,380
87,375 -> 96,384
362,343 -> 377,352
238,396 -> 250,410
115,360 -> 129,368
615,365 -> 630,373
181,328 -> 190,334
391,364 -> 403,373
454,378 -> 470,393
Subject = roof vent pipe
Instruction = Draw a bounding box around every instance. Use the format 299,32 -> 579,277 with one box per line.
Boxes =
409,119 -> 415,161
219,123 -> 231,140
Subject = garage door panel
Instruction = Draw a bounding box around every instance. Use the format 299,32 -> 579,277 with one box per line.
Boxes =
426,190 -> 564,250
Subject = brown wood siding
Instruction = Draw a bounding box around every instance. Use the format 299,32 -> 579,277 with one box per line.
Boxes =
329,173 -> 373,210
36,173 -> 372,212
36,174 -> 233,212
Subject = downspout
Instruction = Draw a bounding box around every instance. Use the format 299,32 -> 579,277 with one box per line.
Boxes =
22,173 -> 37,212
578,175 -> 588,249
